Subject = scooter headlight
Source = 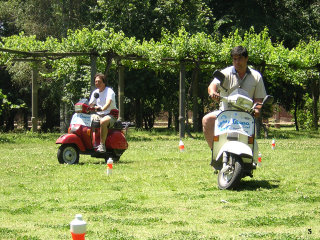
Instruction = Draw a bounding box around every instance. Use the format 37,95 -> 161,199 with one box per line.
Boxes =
75,104 -> 83,113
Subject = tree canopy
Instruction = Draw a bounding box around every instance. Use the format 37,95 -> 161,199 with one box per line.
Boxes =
0,0 -> 319,132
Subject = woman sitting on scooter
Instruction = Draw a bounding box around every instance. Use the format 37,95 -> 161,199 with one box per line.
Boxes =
89,73 -> 117,153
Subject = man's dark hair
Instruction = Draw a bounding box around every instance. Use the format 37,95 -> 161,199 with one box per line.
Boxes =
94,73 -> 106,84
231,46 -> 248,58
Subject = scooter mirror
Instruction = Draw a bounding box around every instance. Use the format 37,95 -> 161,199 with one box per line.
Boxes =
261,95 -> 274,115
212,70 -> 227,91
212,70 -> 225,83
94,93 -> 99,99
262,95 -> 274,106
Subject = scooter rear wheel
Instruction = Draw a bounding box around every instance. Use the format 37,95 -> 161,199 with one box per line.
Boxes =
57,144 -> 79,164
218,155 -> 243,190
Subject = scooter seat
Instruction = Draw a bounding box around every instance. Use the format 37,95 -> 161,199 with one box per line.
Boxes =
91,119 -> 123,130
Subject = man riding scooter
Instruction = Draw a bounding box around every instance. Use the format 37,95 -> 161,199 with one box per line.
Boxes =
202,46 -> 267,153
89,73 -> 117,153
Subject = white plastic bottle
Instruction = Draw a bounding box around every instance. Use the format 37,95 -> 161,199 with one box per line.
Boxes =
70,214 -> 87,240
107,158 -> 113,175
272,139 -> 276,150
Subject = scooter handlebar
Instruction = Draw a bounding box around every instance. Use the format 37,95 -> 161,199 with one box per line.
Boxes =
220,96 -> 228,102
87,106 -> 99,113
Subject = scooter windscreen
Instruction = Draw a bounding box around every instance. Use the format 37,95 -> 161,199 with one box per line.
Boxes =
77,99 -> 89,104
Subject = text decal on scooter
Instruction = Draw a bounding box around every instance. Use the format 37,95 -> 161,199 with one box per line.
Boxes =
215,111 -> 254,136
70,113 -> 92,127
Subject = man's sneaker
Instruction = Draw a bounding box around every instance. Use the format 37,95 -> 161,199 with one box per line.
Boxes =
96,144 -> 106,153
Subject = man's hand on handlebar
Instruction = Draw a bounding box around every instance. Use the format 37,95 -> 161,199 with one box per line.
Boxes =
254,108 -> 261,118
209,91 -> 220,101
253,102 -> 262,118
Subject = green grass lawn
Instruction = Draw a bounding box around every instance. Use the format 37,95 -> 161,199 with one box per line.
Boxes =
0,128 -> 320,240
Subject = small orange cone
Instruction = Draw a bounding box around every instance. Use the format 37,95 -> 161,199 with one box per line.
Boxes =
179,140 -> 185,152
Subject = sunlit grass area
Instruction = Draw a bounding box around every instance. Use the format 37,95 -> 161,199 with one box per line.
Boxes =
0,128 -> 319,239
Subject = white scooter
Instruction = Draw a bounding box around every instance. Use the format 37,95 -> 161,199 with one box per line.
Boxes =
210,70 -> 273,190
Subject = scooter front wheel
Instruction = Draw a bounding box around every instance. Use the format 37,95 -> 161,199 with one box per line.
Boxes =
218,155 -> 243,190
57,144 -> 79,164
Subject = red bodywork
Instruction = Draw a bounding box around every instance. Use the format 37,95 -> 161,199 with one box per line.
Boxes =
106,130 -> 128,149
56,124 -> 128,152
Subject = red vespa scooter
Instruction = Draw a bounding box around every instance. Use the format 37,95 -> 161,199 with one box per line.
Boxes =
56,97 -> 129,164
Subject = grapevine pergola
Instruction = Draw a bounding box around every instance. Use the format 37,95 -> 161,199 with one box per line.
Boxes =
1,45 -> 320,137
1,27 -> 319,135
1,47 -> 224,138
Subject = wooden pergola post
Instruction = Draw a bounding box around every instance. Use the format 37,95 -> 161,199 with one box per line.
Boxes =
179,62 -> 186,139
118,64 -> 125,120
90,54 -> 97,90
31,63 -> 39,132
192,65 -> 199,132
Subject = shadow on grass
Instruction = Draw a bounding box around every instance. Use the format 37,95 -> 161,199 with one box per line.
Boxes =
0,136 -> 15,143
237,179 -> 280,191
0,132 -> 61,144
127,136 -> 153,141
267,126 -> 320,139
78,160 -> 134,165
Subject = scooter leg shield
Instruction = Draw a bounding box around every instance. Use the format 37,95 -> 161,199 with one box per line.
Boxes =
216,141 -> 252,162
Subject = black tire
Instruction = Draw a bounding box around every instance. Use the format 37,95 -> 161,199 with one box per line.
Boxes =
218,154 -> 243,190
57,144 -> 79,164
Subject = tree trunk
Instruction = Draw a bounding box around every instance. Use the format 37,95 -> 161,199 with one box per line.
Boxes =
168,110 -> 172,129
5,111 -> 15,131
23,108 -> 28,130
192,66 -> 199,132
134,98 -> 143,129
174,111 -> 179,132
179,62 -> 186,138
60,77 -> 68,133
294,95 -> 299,131
311,78 -> 319,130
